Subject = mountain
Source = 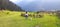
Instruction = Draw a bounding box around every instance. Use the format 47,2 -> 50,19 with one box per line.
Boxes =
0,0 -> 23,11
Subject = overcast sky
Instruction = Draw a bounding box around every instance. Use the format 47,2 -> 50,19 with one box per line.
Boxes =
9,0 -> 60,11
10,0 -> 60,3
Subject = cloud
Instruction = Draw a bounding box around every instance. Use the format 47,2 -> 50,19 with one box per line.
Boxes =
10,0 -> 23,3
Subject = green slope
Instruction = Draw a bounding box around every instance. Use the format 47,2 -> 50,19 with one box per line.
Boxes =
0,10 -> 60,27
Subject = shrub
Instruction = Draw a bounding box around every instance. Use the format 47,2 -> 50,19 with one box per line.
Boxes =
56,12 -> 60,19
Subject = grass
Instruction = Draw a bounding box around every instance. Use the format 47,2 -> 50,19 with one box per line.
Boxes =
0,10 -> 60,27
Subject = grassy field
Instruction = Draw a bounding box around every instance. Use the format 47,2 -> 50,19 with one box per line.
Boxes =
0,10 -> 60,27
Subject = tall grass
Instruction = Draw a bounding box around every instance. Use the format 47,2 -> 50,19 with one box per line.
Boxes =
0,10 -> 59,27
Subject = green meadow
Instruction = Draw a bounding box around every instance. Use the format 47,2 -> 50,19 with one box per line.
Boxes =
0,10 -> 60,27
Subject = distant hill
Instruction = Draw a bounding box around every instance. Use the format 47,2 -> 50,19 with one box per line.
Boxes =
0,0 -> 23,11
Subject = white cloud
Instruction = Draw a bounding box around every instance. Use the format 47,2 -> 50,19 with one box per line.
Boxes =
23,0 -> 35,3
10,0 -> 23,3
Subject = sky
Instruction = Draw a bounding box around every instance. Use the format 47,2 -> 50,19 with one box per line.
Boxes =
9,0 -> 60,11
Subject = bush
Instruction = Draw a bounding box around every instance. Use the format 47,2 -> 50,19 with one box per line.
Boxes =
56,12 -> 60,19
7,12 -> 10,14
21,13 -> 25,17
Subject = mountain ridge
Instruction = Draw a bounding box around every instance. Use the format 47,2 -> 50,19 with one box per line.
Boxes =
0,0 -> 23,11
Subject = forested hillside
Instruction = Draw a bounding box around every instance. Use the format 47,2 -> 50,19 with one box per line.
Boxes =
0,0 -> 23,11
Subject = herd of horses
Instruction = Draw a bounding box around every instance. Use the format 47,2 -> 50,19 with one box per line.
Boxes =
21,13 -> 43,18
20,12 -> 57,18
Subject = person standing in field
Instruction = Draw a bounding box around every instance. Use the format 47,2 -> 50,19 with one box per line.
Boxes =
25,12 -> 28,19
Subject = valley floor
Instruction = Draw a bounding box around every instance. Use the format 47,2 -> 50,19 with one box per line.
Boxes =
0,10 -> 60,27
